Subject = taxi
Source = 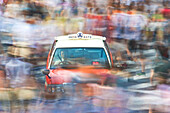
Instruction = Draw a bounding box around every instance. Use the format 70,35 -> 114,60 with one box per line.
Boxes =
43,32 -> 114,92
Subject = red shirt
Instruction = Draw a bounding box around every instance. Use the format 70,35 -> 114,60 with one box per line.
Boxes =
162,8 -> 170,18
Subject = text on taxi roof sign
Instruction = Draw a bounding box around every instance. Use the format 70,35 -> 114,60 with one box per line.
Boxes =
68,32 -> 92,39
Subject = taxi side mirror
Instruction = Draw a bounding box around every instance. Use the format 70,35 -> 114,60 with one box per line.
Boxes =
42,69 -> 50,75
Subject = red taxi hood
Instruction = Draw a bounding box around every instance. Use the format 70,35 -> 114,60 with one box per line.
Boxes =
49,66 -> 110,85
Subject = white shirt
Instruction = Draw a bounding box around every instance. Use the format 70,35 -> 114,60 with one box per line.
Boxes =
5,58 -> 32,87
0,0 -> 3,4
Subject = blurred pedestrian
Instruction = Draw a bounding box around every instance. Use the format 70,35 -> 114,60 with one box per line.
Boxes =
144,0 -> 159,15
162,1 -> 170,19
70,0 -> 78,16
3,0 -> 22,18
151,9 -> 165,22
126,40 -> 147,75
0,65 -> 5,85
123,2 -> 145,41
0,0 -> 4,16
150,61 -> 170,84
163,20 -> 170,44
155,41 -> 169,60
5,47 -> 33,87
0,40 -> 4,55
127,39 -> 138,60
150,42 -> 169,84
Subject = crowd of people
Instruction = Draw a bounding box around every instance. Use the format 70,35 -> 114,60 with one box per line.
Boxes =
0,0 -> 169,42
0,0 -> 169,112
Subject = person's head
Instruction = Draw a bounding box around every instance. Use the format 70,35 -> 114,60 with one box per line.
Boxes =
107,6 -> 113,15
145,0 -> 150,5
128,1 -> 136,11
155,9 -> 161,14
163,1 -> 169,8
60,51 -> 65,59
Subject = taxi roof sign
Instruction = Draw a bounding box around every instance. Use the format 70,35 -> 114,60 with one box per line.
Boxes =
68,32 -> 92,39
55,32 -> 106,41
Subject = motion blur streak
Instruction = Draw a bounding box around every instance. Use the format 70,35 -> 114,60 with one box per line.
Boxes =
0,0 -> 169,113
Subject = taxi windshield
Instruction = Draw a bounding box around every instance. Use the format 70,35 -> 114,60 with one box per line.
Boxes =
50,48 -> 109,69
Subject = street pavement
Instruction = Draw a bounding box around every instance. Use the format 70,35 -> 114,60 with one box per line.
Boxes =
0,42 -> 169,113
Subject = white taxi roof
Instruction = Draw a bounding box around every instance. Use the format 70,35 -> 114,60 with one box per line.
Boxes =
54,33 -> 106,48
